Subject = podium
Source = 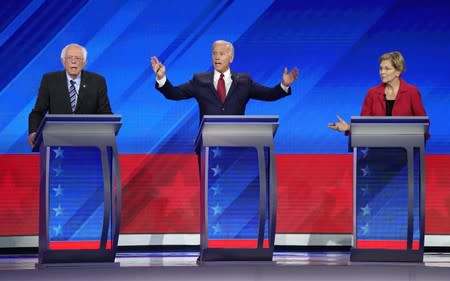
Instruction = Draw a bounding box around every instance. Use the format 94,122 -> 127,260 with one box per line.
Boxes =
33,114 -> 122,265
195,115 -> 279,262
349,116 -> 429,262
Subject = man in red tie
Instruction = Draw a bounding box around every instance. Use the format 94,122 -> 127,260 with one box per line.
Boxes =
150,40 -> 299,121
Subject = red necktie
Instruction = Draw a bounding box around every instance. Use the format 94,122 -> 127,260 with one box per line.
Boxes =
217,73 -> 226,103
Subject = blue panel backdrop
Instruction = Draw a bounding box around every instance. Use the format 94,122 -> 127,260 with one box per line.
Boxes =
1,0 -> 449,155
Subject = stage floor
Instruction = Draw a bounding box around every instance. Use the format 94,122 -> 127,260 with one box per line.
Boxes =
1,251 -> 450,281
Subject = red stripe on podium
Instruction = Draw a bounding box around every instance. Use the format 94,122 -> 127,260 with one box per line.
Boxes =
49,240 -> 112,250
357,240 -> 420,250
208,239 -> 270,248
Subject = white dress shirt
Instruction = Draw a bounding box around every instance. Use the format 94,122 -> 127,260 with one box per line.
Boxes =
213,69 -> 232,96
156,69 -> 289,94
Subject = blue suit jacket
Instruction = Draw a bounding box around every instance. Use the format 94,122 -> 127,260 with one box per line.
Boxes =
155,72 -> 291,121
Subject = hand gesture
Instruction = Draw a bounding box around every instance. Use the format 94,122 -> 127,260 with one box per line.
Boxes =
328,115 -> 350,132
281,67 -> 300,87
151,56 -> 166,80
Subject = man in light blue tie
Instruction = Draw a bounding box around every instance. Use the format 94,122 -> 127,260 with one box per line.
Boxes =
28,43 -> 113,147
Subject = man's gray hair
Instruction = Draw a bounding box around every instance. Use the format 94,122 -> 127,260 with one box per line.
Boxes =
212,40 -> 234,57
60,43 -> 88,61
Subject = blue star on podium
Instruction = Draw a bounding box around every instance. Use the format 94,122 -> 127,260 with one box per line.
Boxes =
53,224 -> 62,236
53,166 -> 63,177
211,164 -> 222,177
361,204 -> 371,216
53,147 -> 64,158
211,185 -> 221,196
211,147 -> 222,158
361,184 -> 370,196
53,184 -> 63,197
211,203 -> 223,216
360,223 -> 369,235
212,223 -> 222,234
360,147 -> 369,158
361,165 -> 370,177
53,204 -> 64,217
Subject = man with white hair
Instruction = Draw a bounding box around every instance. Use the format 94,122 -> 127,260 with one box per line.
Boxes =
151,40 -> 299,121
28,43 -> 112,147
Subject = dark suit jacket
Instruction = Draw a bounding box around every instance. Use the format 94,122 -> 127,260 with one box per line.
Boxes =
28,70 -> 112,133
155,72 -> 291,121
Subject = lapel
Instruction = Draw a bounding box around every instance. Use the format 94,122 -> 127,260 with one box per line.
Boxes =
377,83 -> 386,113
378,80 -> 405,115
58,71 -> 73,112
76,71 -> 88,112
208,72 -> 217,95
207,72 -> 224,104
227,72 -> 238,101
394,79 -> 406,107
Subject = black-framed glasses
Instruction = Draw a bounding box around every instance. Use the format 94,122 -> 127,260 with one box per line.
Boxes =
64,56 -> 83,62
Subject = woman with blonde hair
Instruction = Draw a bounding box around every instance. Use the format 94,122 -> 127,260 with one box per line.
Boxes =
328,51 -> 428,137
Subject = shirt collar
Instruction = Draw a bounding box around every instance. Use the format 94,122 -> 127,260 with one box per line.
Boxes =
214,69 -> 231,80
66,72 -> 82,85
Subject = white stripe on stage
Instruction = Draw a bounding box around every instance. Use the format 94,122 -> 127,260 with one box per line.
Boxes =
1,234 -> 449,248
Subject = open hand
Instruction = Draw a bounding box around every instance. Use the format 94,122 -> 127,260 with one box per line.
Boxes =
150,56 -> 166,80
281,67 -> 300,87
328,115 -> 350,132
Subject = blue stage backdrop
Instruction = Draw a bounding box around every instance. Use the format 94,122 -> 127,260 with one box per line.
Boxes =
1,0 -> 450,241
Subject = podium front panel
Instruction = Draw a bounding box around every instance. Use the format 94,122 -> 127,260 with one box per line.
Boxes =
205,146 -> 269,249
47,146 -> 112,250
197,116 -> 278,262
354,147 -> 420,250
350,116 -> 427,262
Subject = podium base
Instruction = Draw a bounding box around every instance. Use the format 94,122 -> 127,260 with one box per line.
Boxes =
36,261 -> 120,269
199,248 -> 273,262
38,249 -> 117,264
350,248 -> 423,262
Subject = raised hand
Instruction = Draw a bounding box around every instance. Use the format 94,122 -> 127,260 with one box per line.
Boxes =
151,56 -> 166,80
281,67 -> 300,87
328,115 -> 350,132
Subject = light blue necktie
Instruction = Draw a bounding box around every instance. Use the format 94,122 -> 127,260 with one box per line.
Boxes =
69,80 -> 77,112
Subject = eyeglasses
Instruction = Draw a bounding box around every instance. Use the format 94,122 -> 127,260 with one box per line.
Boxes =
64,56 -> 84,62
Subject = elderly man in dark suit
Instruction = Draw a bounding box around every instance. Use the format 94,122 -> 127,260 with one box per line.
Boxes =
150,40 -> 299,121
28,43 -> 112,147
